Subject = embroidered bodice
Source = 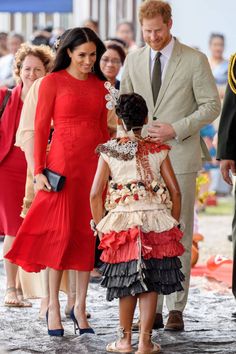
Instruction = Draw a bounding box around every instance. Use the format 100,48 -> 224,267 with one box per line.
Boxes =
97,138 -> 172,211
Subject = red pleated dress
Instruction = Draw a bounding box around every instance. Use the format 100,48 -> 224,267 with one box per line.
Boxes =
6,71 -> 109,272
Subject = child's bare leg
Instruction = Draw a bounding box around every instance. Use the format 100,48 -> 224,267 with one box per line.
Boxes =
138,292 -> 159,352
115,295 -> 137,350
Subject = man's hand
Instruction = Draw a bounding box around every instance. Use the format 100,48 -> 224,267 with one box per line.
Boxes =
147,122 -> 176,143
220,160 -> 236,185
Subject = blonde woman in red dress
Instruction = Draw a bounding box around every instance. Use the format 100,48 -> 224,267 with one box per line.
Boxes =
6,28 -> 109,336
0,44 -> 54,307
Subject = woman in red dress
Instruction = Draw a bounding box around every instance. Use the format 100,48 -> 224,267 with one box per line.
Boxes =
0,44 -> 54,307
6,28 -> 109,336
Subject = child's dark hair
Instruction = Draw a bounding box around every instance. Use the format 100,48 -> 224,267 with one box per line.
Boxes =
115,93 -> 148,131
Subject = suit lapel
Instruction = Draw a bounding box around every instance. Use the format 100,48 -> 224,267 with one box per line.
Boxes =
141,46 -> 154,112
154,39 -> 182,112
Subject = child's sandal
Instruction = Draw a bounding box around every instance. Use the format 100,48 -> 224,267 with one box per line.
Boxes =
135,331 -> 161,354
106,327 -> 133,353
106,341 -> 133,353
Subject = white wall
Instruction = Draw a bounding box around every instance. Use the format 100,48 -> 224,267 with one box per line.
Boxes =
170,0 -> 236,58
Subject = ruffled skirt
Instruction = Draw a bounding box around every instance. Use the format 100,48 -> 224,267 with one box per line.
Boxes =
97,210 -> 185,301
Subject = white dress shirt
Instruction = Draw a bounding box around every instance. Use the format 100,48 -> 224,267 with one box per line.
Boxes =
150,36 -> 175,80
0,54 -> 14,86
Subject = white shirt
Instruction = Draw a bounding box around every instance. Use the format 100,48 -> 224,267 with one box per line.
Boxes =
0,53 -> 13,80
150,36 -> 175,80
0,53 -> 14,87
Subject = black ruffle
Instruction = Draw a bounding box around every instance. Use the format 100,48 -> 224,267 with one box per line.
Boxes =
100,257 -> 185,301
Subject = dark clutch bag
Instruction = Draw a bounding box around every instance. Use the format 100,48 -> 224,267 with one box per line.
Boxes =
43,168 -> 66,192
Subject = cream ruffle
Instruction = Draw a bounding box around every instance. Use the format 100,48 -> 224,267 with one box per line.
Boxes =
97,209 -> 178,234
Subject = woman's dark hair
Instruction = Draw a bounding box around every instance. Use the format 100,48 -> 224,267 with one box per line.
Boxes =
115,93 -> 148,131
52,27 -> 106,80
106,43 -> 126,65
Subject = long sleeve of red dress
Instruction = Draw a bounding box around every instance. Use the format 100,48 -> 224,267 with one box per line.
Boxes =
34,75 -> 56,175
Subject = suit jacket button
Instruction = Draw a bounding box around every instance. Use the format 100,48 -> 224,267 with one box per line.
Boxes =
153,116 -> 157,120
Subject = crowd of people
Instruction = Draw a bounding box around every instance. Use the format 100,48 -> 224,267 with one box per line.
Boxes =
0,1 -> 235,353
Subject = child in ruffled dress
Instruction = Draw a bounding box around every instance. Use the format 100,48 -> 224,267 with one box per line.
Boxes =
90,93 -> 185,354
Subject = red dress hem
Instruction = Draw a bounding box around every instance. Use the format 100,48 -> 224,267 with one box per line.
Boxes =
6,256 -> 94,273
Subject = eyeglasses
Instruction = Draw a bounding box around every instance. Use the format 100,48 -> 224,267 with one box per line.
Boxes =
101,57 -> 121,65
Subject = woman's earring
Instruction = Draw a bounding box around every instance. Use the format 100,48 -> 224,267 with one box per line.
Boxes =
91,66 -> 95,73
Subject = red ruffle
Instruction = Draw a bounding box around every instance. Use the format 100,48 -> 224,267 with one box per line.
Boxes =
99,226 -> 184,264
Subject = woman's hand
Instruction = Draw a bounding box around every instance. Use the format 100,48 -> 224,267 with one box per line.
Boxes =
34,173 -> 52,192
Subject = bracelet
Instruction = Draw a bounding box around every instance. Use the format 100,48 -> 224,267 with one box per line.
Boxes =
90,219 -> 98,236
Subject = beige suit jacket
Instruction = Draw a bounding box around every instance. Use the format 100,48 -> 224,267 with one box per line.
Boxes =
120,39 -> 221,174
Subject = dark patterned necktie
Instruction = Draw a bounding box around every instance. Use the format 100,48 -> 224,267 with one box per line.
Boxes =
152,52 -> 162,104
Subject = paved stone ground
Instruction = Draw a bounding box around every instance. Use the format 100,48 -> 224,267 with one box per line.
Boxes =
0,206 -> 236,354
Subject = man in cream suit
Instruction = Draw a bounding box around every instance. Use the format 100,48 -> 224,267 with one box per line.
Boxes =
120,0 -> 220,331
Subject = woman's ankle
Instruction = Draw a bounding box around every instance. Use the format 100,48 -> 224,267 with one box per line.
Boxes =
48,301 -> 60,311
6,282 -> 16,290
66,294 -> 75,309
74,302 -> 86,314
39,297 -> 49,312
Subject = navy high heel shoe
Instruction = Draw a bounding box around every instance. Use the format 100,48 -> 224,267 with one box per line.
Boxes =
70,306 -> 95,335
46,310 -> 64,337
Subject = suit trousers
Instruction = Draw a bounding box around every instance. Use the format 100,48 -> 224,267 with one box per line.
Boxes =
157,172 -> 197,313
232,188 -> 236,299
